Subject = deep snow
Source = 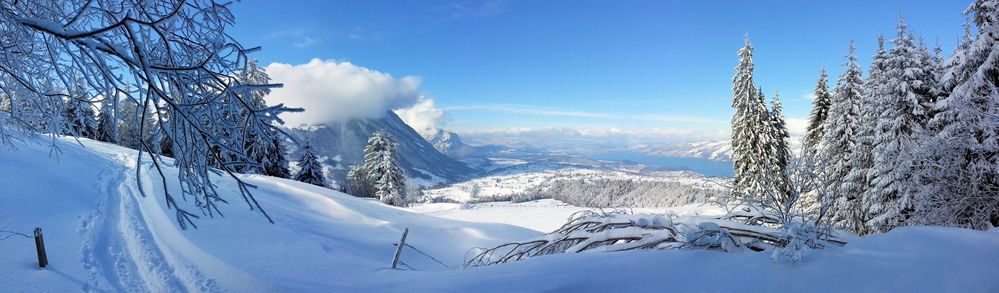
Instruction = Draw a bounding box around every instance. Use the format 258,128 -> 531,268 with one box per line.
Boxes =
2,135 -> 998,292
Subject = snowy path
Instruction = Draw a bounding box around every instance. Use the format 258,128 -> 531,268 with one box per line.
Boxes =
76,151 -> 212,292
76,147 -> 264,292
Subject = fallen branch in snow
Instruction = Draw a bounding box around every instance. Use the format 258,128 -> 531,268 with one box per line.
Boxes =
464,209 -> 847,268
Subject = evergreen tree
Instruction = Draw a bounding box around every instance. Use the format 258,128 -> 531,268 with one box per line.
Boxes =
766,91 -> 792,206
918,1 -> 999,229
62,97 -> 96,138
821,42 -> 865,232
864,18 -> 931,233
95,97 -> 117,143
841,35 -> 889,235
263,136 -> 291,179
361,131 -> 407,206
804,69 -> 833,159
293,140 -> 327,187
730,37 -> 771,200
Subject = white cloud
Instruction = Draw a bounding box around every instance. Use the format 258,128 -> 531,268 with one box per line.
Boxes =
802,92 -> 816,101
394,98 -> 446,134
264,59 -> 423,127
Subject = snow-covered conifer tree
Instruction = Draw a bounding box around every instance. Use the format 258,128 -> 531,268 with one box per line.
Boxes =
766,91 -> 792,206
730,37 -> 771,201
918,0 -> 999,229
840,36 -> 889,235
361,131 -> 407,206
820,42 -> 865,231
294,140 -> 327,187
62,97 -> 97,139
264,137 -> 291,179
864,18 -> 932,233
804,69 -> 832,158
95,97 -> 117,143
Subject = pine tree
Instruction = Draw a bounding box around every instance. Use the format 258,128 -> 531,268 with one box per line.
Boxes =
95,97 -> 117,143
840,36 -> 889,235
730,37 -> 771,201
361,131 -> 407,206
820,42 -> 865,231
918,1 -> 999,229
766,91 -> 792,206
62,97 -> 97,138
804,69 -> 833,159
293,140 -> 327,187
263,136 -> 291,179
864,18 -> 931,233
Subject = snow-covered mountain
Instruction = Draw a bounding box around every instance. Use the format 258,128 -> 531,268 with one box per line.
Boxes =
420,128 -> 476,158
293,111 -> 476,185
629,137 -> 803,162
630,140 -> 733,162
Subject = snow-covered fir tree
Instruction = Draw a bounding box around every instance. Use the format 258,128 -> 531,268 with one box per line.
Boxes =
264,136 -> 291,179
804,69 -> 832,159
361,131 -> 407,207
62,97 -> 97,139
765,91 -> 792,206
730,37 -> 772,201
117,97 -> 156,150
839,36 -> 889,235
918,0 -> 999,230
94,97 -> 117,143
293,140 -> 327,187
939,19 -> 977,97
864,18 -> 932,233
820,42 -> 865,231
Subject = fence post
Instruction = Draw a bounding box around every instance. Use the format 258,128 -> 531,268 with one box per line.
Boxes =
391,228 -> 408,269
34,227 -> 48,268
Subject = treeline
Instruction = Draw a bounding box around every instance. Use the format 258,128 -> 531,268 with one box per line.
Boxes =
734,1 -> 999,235
518,179 -> 725,208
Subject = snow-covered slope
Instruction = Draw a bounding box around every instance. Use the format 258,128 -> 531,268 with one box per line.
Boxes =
293,111 -> 476,185
0,136 -> 535,291
2,135 -> 999,292
420,128 -> 475,158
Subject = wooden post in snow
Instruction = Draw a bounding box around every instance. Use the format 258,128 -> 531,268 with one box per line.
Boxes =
391,228 -> 409,269
34,227 -> 48,268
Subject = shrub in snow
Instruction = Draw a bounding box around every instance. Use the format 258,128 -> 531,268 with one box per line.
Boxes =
464,209 -> 846,268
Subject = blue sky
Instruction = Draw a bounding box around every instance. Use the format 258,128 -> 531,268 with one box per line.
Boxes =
230,0 -> 970,137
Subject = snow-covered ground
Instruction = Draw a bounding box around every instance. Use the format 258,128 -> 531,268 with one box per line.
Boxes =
421,168 -> 723,203
2,135 -> 999,292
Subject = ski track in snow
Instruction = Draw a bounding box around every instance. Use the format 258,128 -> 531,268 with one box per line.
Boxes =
78,151 -> 220,292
